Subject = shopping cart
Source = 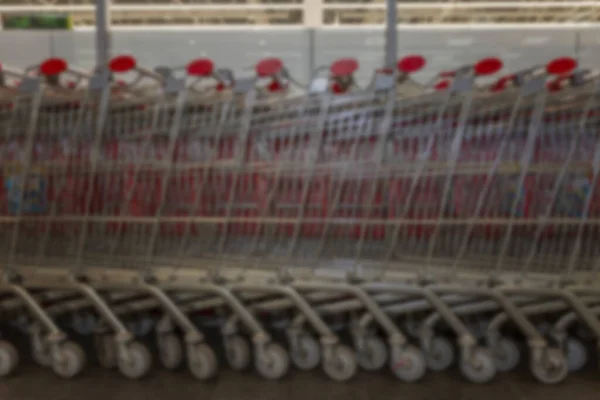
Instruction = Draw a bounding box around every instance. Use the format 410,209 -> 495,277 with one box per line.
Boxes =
0,52 -> 599,387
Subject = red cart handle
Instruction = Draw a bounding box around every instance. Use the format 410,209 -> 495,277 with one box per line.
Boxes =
438,57 -> 504,79
38,58 -> 93,87
186,58 -> 215,77
109,55 -> 137,74
186,58 -> 234,92
546,57 -> 577,76
39,58 -> 68,76
330,58 -> 359,94
474,57 -> 503,76
491,57 -> 578,93
255,57 -> 288,93
398,55 -> 426,74
109,54 -> 164,84
256,57 -> 283,78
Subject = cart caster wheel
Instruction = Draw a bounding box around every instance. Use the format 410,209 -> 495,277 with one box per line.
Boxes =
391,345 -> 426,382
158,334 -> 183,370
188,343 -> 218,381
426,336 -> 455,371
118,342 -> 152,380
52,341 -> 86,379
531,347 -> 568,384
255,343 -> 289,380
0,340 -> 19,377
323,345 -> 357,382
566,338 -> 587,372
225,335 -> 251,371
290,334 -> 321,371
94,334 -> 117,369
357,336 -> 387,371
493,337 -> 521,372
460,348 -> 496,384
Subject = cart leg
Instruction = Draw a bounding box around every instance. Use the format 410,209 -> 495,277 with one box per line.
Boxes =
0,337 -> 19,378
155,316 -> 182,370
357,294 -> 470,362
30,322 -> 52,367
143,283 -> 216,380
286,313 -> 322,372
221,315 -> 252,372
423,296 -> 512,372
499,286 -> 600,383
5,283 -> 86,379
291,281 -> 426,383
353,304 -> 427,374
431,285 -> 567,384
350,316 -> 388,372
550,303 -> 600,373
182,283 -> 290,380
486,299 -> 576,373
73,281 -> 152,380
233,283 -> 356,381
0,296 -> 19,377
94,321 -> 118,369
362,283 -> 484,380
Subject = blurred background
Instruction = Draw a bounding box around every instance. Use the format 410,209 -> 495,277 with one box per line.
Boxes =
1,0 -> 599,84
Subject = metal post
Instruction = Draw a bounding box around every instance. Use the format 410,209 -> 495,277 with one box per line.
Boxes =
384,0 -> 397,70
575,31 -> 581,62
308,28 -> 316,79
304,0 -> 321,80
95,0 -> 112,71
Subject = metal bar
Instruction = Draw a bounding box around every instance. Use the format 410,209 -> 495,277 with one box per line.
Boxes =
308,28 -> 316,77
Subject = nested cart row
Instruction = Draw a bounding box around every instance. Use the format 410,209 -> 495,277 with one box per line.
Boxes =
0,53 -> 599,385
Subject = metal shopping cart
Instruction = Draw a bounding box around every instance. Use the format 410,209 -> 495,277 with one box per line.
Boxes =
0,52 -> 599,386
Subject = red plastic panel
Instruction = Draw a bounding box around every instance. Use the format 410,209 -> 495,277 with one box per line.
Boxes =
489,81 -> 505,93
434,80 -> 450,91
490,74 -> 516,92
547,80 -> 562,92
331,82 -> 348,94
215,82 -> 227,92
267,79 -> 286,92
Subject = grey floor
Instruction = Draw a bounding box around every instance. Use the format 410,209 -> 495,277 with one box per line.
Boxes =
3,363 -> 600,400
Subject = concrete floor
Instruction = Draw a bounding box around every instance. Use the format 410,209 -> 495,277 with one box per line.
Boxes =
2,363 -> 600,400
